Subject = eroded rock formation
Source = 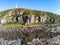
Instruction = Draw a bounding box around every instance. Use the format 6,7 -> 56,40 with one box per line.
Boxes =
0,9 -> 56,25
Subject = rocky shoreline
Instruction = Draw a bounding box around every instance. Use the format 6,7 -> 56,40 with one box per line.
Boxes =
0,25 -> 60,45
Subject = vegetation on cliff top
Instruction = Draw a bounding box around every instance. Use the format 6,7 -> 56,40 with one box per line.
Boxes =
0,8 -> 60,26
0,8 -> 60,18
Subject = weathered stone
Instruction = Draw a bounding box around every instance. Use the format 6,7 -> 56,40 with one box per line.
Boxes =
18,16 -> 23,23
35,16 -> 41,23
20,11 -> 23,15
35,16 -> 39,23
1,19 -> 7,25
30,15 -> 35,23
40,16 -> 48,23
8,12 -> 12,16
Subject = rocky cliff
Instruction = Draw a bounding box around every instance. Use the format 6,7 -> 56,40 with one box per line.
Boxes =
0,8 -> 60,25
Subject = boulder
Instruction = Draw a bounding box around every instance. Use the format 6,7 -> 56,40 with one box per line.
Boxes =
18,16 -> 23,23
35,16 -> 41,23
1,19 -> 7,25
30,15 -> 35,23
41,16 -> 48,23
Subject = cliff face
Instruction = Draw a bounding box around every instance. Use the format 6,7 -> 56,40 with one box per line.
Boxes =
0,8 -> 60,25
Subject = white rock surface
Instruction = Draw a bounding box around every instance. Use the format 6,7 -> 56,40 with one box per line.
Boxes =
1,19 -> 7,25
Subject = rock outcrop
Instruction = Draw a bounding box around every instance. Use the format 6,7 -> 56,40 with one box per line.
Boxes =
0,8 -> 59,25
